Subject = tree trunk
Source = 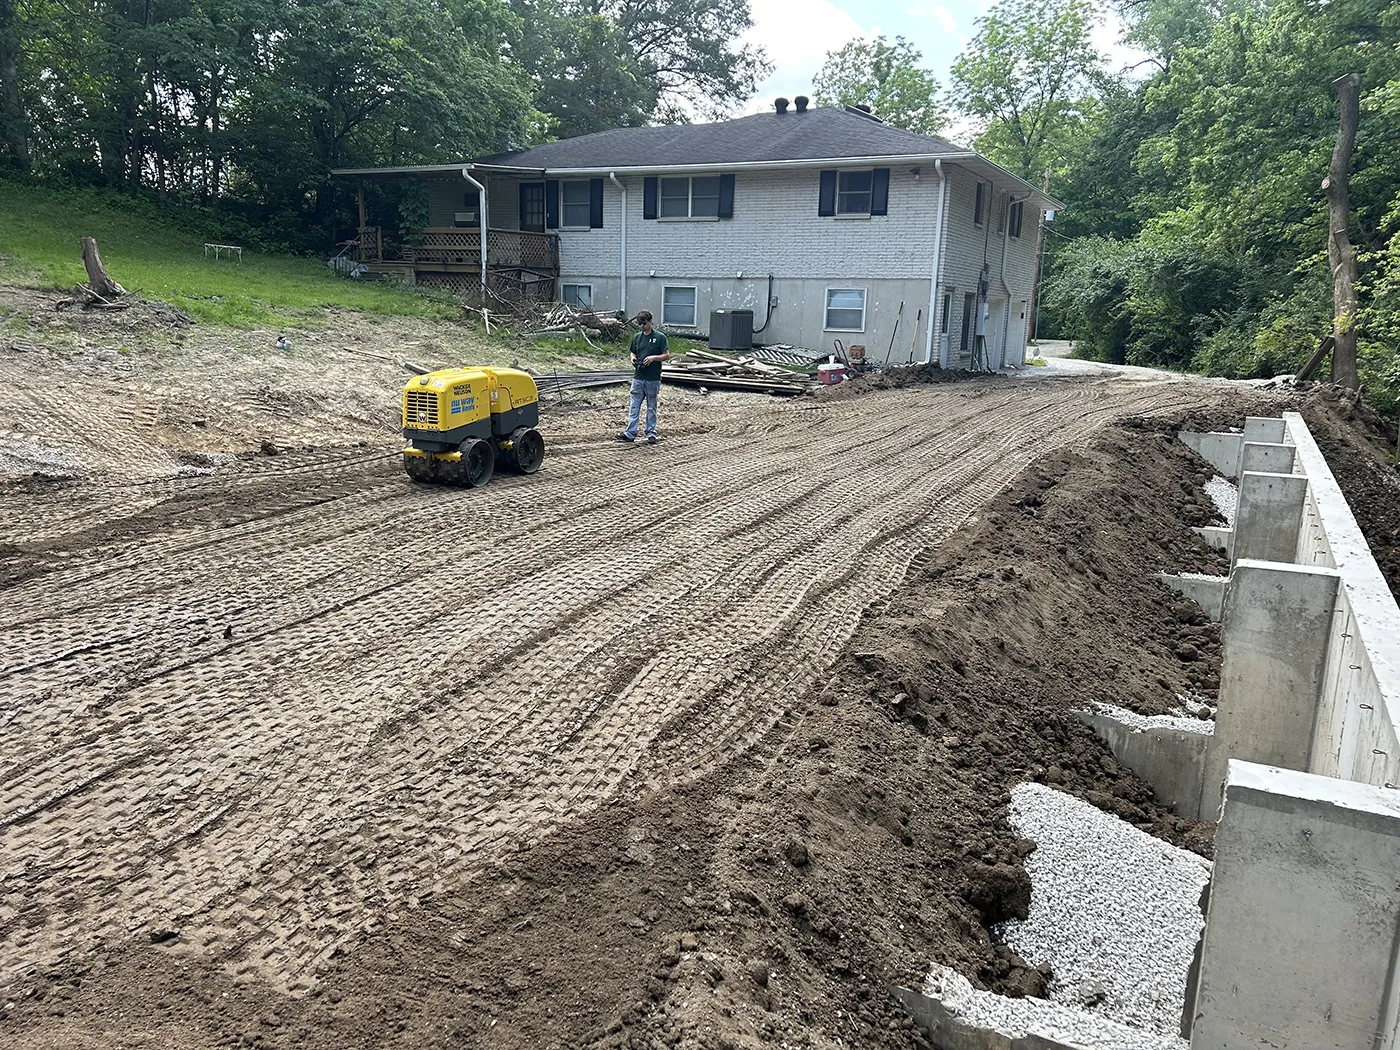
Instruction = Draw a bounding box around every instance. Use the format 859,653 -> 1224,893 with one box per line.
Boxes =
1324,72 -> 1361,390
81,237 -> 127,299
0,0 -> 27,172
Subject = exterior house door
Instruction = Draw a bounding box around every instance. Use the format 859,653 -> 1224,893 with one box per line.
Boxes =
1005,300 -> 1029,366
520,183 -> 546,233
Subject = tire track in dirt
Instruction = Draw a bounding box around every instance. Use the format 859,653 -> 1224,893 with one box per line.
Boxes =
0,374 -> 1196,992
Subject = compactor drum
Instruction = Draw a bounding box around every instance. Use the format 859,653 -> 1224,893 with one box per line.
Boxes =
401,366 -> 545,485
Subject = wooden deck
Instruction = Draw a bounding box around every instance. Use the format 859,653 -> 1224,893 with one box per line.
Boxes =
356,227 -> 559,273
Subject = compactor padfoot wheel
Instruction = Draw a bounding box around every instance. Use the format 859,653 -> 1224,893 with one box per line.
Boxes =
503,427 -> 545,474
404,438 -> 496,487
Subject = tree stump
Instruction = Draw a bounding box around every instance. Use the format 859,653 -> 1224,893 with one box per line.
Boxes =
80,237 -> 126,299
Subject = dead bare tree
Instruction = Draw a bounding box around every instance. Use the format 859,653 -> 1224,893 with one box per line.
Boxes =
1323,72 -> 1362,390
80,237 -> 127,300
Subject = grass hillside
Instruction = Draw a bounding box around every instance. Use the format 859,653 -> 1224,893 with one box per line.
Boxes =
0,182 -> 461,327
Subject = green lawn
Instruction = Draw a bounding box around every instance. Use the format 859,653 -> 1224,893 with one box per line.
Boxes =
0,182 -> 461,327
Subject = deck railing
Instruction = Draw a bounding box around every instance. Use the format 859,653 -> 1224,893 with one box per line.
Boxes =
355,226 -> 559,272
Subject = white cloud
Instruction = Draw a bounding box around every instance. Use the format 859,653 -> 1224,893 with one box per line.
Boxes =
906,4 -> 957,34
740,0 -> 879,114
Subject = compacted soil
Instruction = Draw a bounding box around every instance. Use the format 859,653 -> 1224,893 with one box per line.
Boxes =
1,309 -> 1393,1049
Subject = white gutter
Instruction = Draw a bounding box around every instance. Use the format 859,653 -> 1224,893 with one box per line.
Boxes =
608,171 -> 627,315
533,152 -> 975,177
461,167 -> 489,296
924,158 -> 947,367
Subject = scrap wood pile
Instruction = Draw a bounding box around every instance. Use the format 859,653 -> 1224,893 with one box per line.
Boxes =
662,348 -> 809,395
533,348 -> 812,397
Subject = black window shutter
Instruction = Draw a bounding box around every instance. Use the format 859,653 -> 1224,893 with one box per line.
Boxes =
545,179 -> 559,229
870,168 -> 890,215
517,183 -> 527,225
643,176 -> 658,219
974,182 -> 984,224
589,178 -> 604,228
818,170 -> 837,216
717,173 -> 735,218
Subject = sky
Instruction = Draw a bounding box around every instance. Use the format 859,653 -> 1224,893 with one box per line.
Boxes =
739,0 -> 1151,138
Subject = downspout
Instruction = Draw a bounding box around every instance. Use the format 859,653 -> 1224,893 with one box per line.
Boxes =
462,166 -> 488,296
608,171 -> 626,316
924,158 -> 947,367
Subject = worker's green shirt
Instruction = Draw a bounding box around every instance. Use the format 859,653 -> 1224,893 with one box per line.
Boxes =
631,329 -> 668,381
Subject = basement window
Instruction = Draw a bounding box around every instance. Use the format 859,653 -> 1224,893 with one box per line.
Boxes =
662,285 -> 697,326
825,287 -> 866,331
562,283 -> 593,309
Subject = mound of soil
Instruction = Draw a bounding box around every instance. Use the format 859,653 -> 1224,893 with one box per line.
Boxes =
828,364 -> 995,396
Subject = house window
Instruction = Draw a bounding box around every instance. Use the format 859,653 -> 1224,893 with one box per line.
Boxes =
941,292 -> 952,334
561,180 -> 592,227
825,288 -> 866,331
662,285 -> 697,326
562,283 -> 593,309
960,292 -> 976,354
974,182 -> 986,226
1010,201 -> 1025,238
838,170 -> 873,214
659,176 -> 721,218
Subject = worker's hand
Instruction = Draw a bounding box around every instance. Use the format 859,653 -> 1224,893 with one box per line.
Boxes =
641,355 -> 655,366
630,354 -> 637,366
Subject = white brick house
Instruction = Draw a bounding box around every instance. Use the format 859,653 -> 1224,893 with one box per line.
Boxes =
334,102 -> 1059,369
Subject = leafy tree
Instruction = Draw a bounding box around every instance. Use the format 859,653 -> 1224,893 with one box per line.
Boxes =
0,0 -> 29,171
949,0 -> 1104,180
812,35 -> 947,135
517,0 -> 769,135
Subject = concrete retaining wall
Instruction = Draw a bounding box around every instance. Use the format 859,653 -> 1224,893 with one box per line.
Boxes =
1190,761 -> 1400,1049
1076,710 -> 1209,819
1282,411 -> 1400,790
890,986 -> 1091,1050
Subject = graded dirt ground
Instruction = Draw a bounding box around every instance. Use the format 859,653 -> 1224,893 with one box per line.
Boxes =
2,297 -> 1396,1049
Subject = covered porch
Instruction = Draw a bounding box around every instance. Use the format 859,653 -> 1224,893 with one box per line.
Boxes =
332,164 -> 560,300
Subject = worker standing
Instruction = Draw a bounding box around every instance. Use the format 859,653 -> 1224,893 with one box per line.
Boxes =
619,309 -> 669,444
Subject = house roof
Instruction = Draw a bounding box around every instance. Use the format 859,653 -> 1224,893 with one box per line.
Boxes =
329,106 -> 1063,207
471,107 -> 966,169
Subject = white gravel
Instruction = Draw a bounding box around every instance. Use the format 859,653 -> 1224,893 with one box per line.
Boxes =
1092,702 -> 1213,735
1203,476 -> 1237,526
1002,784 -> 1210,1034
923,965 -> 1186,1050
922,784 -> 1210,1048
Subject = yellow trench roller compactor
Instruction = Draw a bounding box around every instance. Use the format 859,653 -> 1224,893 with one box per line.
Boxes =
401,366 -> 545,486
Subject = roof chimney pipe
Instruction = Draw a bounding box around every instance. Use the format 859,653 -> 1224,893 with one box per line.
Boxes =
774,97 -> 790,114
794,95 -> 809,113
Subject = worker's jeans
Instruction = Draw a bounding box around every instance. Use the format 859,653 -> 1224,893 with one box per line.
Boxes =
624,378 -> 661,438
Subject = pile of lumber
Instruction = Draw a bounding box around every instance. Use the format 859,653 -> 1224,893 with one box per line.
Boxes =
662,348 -> 809,396
530,349 -> 812,397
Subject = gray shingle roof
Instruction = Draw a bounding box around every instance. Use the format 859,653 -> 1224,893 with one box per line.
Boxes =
473,107 -> 965,170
